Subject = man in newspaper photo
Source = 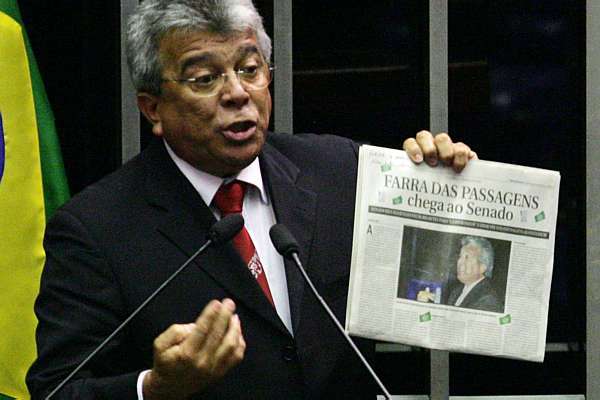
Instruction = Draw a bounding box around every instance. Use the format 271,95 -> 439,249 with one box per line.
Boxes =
446,236 -> 503,313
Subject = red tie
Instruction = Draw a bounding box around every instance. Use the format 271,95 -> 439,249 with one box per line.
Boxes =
213,180 -> 275,306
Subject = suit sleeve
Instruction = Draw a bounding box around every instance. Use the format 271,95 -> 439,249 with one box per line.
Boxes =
26,208 -> 140,399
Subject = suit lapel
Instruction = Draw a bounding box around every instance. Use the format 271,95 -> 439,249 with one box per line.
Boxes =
447,285 -> 460,306
142,141 -> 289,335
462,279 -> 488,308
260,141 -> 318,333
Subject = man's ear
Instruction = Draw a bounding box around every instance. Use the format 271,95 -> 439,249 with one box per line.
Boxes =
137,92 -> 163,137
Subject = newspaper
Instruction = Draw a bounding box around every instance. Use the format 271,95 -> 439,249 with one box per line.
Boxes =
345,145 -> 560,362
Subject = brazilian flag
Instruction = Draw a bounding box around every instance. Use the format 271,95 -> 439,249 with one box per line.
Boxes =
0,1 -> 70,398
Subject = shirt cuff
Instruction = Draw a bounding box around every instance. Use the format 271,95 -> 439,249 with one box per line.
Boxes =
137,369 -> 151,400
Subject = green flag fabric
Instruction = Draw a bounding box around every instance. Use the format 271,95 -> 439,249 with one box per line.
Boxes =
0,0 -> 69,216
0,1 -> 70,398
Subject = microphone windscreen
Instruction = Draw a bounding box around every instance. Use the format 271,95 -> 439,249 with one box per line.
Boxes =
208,214 -> 244,245
269,224 -> 300,258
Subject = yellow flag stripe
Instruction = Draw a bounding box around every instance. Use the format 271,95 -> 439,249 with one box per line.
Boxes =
0,11 -> 46,400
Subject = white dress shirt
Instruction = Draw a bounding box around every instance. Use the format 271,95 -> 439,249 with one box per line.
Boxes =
137,141 -> 292,399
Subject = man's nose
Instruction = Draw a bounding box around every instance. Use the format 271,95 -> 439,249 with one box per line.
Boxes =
220,72 -> 250,106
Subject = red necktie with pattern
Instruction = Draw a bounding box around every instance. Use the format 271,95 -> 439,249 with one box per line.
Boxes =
213,180 -> 275,307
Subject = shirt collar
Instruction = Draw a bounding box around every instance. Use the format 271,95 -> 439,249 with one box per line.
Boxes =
461,276 -> 486,294
163,139 -> 268,206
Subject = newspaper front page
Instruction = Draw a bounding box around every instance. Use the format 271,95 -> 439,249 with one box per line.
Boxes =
346,145 -> 560,362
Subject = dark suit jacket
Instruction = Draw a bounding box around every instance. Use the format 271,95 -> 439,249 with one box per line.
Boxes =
447,278 -> 503,313
26,133 -> 376,399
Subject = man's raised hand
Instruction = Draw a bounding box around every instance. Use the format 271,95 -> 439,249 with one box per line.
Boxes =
143,298 -> 246,400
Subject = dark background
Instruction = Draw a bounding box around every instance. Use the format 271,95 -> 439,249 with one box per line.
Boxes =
19,0 -> 586,396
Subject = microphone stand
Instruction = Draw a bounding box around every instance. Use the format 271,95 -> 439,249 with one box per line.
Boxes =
45,240 -> 214,400
289,252 -> 393,400
270,223 -> 392,400
45,214 -> 244,399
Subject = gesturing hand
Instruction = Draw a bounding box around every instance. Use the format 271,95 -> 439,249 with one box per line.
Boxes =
143,298 -> 246,400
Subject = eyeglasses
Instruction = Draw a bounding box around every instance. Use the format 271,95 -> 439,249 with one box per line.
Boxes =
162,64 -> 274,98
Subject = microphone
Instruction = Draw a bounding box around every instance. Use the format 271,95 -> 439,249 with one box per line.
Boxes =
269,224 -> 392,400
45,214 -> 244,400
207,212 -> 244,244
268,223 -> 300,258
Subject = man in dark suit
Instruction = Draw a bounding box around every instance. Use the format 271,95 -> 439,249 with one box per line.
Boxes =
26,1 -> 476,399
447,236 -> 503,313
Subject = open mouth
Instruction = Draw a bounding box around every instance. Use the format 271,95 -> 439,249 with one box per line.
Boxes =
228,120 -> 256,132
221,120 -> 257,141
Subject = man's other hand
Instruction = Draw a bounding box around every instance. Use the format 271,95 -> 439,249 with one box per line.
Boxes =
403,131 -> 477,172
416,288 -> 435,303
143,298 -> 246,400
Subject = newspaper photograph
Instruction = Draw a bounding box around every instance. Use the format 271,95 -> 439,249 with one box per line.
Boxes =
345,145 -> 561,362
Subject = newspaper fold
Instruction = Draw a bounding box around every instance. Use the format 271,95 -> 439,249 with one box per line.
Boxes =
346,145 -> 560,362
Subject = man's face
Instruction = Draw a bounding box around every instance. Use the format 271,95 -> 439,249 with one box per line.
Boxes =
140,30 -> 272,177
456,243 -> 486,285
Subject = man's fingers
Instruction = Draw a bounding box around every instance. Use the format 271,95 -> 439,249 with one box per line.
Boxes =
403,138 -> 423,163
451,142 -> 471,172
405,131 -> 476,172
434,133 -> 455,165
154,323 -> 195,354
200,299 -> 235,356
148,300 -> 240,398
183,300 -> 223,353
152,323 -> 196,372
212,314 -> 246,377
415,130 -> 438,166
184,299 -> 235,358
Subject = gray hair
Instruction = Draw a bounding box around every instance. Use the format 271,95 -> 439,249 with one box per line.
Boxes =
126,0 -> 272,95
460,236 -> 495,278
